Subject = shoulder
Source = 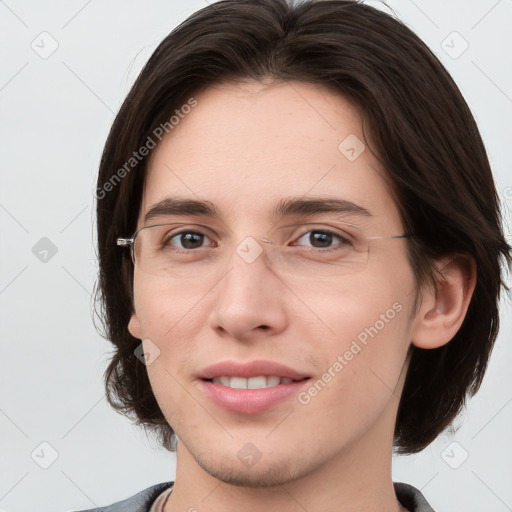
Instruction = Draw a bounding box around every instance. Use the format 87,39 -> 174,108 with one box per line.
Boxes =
394,482 -> 436,512
68,481 -> 432,512
69,482 -> 173,512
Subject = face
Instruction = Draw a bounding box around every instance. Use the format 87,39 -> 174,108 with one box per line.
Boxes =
128,80 -> 419,486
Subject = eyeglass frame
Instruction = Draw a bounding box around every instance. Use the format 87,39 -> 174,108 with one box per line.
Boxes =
116,221 -> 413,275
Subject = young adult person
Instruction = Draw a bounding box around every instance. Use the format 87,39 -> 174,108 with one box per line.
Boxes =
79,1 -> 511,511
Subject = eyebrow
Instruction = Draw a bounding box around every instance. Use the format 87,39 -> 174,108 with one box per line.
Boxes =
144,196 -> 372,224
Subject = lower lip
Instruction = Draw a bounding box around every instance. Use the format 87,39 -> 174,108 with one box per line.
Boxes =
199,379 -> 310,414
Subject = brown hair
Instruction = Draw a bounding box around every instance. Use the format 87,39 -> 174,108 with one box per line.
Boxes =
95,0 -> 511,454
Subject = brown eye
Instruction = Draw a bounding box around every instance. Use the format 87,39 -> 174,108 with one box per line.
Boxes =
294,229 -> 351,250
166,231 -> 210,250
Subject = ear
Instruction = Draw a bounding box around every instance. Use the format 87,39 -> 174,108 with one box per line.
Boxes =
411,255 -> 476,349
128,313 -> 142,340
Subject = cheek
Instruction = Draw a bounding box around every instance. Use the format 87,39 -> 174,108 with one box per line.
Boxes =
287,283 -> 412,449
302,264 -> 412,345
132,276 -> 205,421
132,274 -> 206,407
132,271 -> 206,341
305,270 -> 414,391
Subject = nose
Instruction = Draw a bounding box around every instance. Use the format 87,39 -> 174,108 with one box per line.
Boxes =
207,235 -> 288,341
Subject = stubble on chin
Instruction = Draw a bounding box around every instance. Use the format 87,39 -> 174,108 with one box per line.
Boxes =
192,448 -> 312,488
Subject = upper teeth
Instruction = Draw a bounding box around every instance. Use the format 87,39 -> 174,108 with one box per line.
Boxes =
211,376 -> 294,389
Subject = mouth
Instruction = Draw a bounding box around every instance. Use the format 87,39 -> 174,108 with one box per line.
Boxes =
205,375 -> 307,389
197,360 -> 311,414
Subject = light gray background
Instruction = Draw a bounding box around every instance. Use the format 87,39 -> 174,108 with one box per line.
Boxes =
1,1 -> 511,511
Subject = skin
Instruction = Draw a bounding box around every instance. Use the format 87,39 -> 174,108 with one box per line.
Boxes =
128,80 -> 476,512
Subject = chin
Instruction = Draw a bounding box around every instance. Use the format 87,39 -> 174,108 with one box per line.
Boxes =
194,450 -> 311,488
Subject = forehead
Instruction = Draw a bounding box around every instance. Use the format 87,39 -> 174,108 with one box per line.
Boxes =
141,80 -> 402,231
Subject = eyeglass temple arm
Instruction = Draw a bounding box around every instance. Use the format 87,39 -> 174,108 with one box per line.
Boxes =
117,237 -> 134,247
366,234 -> 411,241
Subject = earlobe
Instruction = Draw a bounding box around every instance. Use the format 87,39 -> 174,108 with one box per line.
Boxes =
411,256 -> 476,349
128,313 -> 142,340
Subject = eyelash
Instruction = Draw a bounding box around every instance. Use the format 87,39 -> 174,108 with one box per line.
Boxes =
164,226 -> 352,253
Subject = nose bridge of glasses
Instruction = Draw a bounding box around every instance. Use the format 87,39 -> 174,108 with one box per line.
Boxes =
232,234 -> 277,267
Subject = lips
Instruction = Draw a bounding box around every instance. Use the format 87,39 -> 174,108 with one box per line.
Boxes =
197,360 -> 311,414
198,360 -> 310,381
